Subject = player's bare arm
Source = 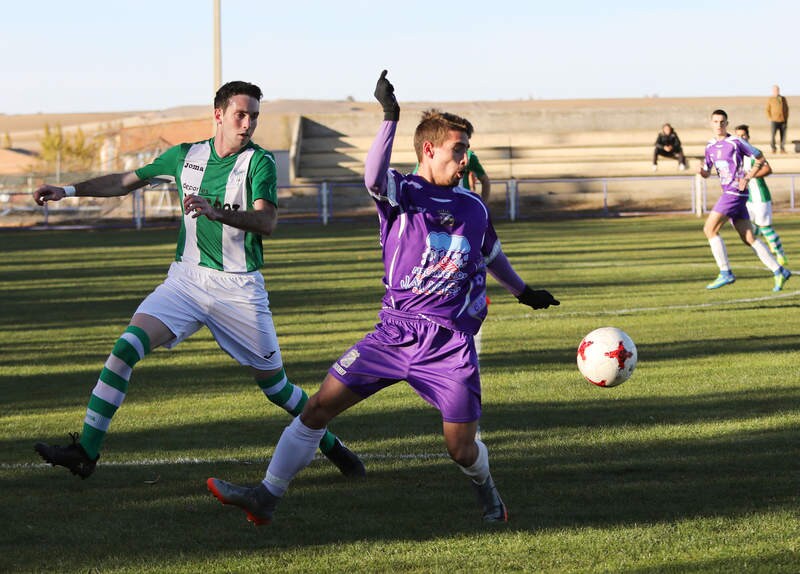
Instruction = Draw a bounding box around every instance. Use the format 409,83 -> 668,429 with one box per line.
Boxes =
754,160 -> 772,178
33,172 -> 145,205
739,153 -> 766,191
184,195 -> 277,236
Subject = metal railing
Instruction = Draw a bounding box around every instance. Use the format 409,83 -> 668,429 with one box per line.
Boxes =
3,174 -> 798,228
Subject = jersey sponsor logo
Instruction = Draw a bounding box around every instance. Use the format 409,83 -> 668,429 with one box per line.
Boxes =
182,182 -> 206,194
183,161 -> 205,173
401,232 -> 471,296
212,199 -> 242,211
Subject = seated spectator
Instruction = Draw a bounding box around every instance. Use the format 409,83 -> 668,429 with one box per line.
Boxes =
653,123 -> 687,172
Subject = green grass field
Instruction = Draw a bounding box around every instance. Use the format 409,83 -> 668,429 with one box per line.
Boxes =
1,216 -> 799,573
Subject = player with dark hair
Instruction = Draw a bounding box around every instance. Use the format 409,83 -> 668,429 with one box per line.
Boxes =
207,70 -> 559,525
734,124 -> 788,266
32,80 -> 364,480
700,109 -> 791,291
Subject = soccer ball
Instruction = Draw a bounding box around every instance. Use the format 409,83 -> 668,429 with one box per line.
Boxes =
577,327 -> 637,388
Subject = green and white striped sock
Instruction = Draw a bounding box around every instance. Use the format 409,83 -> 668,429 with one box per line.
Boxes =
80,326 -> 150,459
257,368 -> 336,453
758,225 -> 784,258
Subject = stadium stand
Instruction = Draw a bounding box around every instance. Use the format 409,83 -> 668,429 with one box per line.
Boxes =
3,96 -> 799,224
290,97 -> 800,183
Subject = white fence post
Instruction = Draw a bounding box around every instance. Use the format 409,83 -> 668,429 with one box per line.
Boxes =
694,174 -> 704,216
507,179 -> 518,221
133,188 -> 144,229
320,182 -> 330,225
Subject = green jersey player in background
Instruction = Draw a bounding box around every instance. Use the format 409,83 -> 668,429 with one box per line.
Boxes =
32,81 -> 364,480
734,124 -> 788,266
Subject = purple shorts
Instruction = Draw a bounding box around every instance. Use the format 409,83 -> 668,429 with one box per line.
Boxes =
328,310 -> 481,423
712,192 -> 750,220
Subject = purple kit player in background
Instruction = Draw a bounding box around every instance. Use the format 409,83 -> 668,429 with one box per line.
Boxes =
207,70 -> 559,525
700,109 -> 791,291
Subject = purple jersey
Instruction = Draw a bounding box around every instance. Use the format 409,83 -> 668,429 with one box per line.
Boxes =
365,124 -> 503,335
703,135 -> 761,197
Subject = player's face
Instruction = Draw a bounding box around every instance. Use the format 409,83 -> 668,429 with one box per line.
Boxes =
429,130 -> 470,186
710,114 -> 728,138
735,129 -> 748,141
215,94 -> 260,151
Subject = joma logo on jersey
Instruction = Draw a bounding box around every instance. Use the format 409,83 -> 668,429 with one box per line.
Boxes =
183,161 -> 205,172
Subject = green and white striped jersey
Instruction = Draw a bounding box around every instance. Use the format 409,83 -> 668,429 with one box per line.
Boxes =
742,155 -> 772,204
136,138 -> 277,272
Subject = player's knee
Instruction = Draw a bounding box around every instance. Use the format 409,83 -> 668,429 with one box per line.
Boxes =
446,442 -> 476,467
299,394 -> 333,429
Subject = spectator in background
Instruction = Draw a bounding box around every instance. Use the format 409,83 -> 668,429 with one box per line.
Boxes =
652,123 -> 687,172
766,84 -> 789,154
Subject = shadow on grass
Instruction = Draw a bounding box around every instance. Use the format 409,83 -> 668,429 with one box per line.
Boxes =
3,222 -> 800,570
3,389 -> 798,571
2,395 -> 800,570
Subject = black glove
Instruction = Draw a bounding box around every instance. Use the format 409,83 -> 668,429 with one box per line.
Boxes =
374,69 -> 400,121
517,285 -> 560,309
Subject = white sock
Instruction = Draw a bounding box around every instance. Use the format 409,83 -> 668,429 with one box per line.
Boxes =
458,439 -> 490,485
262,416 -> 326,497
708,235 -> 731,272
750,239 -> 780,273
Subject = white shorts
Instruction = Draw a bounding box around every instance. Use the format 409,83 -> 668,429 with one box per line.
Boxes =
747,201 -> 772,227
135,261 -> 283,370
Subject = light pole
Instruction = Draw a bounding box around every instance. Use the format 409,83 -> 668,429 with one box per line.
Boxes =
213,0 -> 222,93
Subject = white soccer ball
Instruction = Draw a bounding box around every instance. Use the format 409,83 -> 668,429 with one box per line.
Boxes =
577,327 -> 637,388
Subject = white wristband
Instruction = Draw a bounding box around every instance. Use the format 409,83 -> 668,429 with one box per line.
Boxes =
63,185 -> 77,197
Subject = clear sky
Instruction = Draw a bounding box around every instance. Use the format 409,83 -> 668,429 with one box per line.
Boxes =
3,0 -> 798,115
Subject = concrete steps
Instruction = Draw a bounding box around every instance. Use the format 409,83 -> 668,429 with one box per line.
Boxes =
291,97 -> 800,183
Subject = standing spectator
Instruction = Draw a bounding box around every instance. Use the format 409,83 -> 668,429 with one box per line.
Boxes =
652,123 -> 687,171
766,85 -> 789,154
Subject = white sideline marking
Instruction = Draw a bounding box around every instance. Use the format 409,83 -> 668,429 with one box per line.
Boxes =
496,289 -> 800,320
4,452 -> 448,471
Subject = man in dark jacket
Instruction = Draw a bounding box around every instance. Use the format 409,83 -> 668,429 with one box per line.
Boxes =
653,123 -> 687,172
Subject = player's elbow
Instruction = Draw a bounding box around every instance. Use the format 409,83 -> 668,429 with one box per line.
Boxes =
259,216 -> 277,236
